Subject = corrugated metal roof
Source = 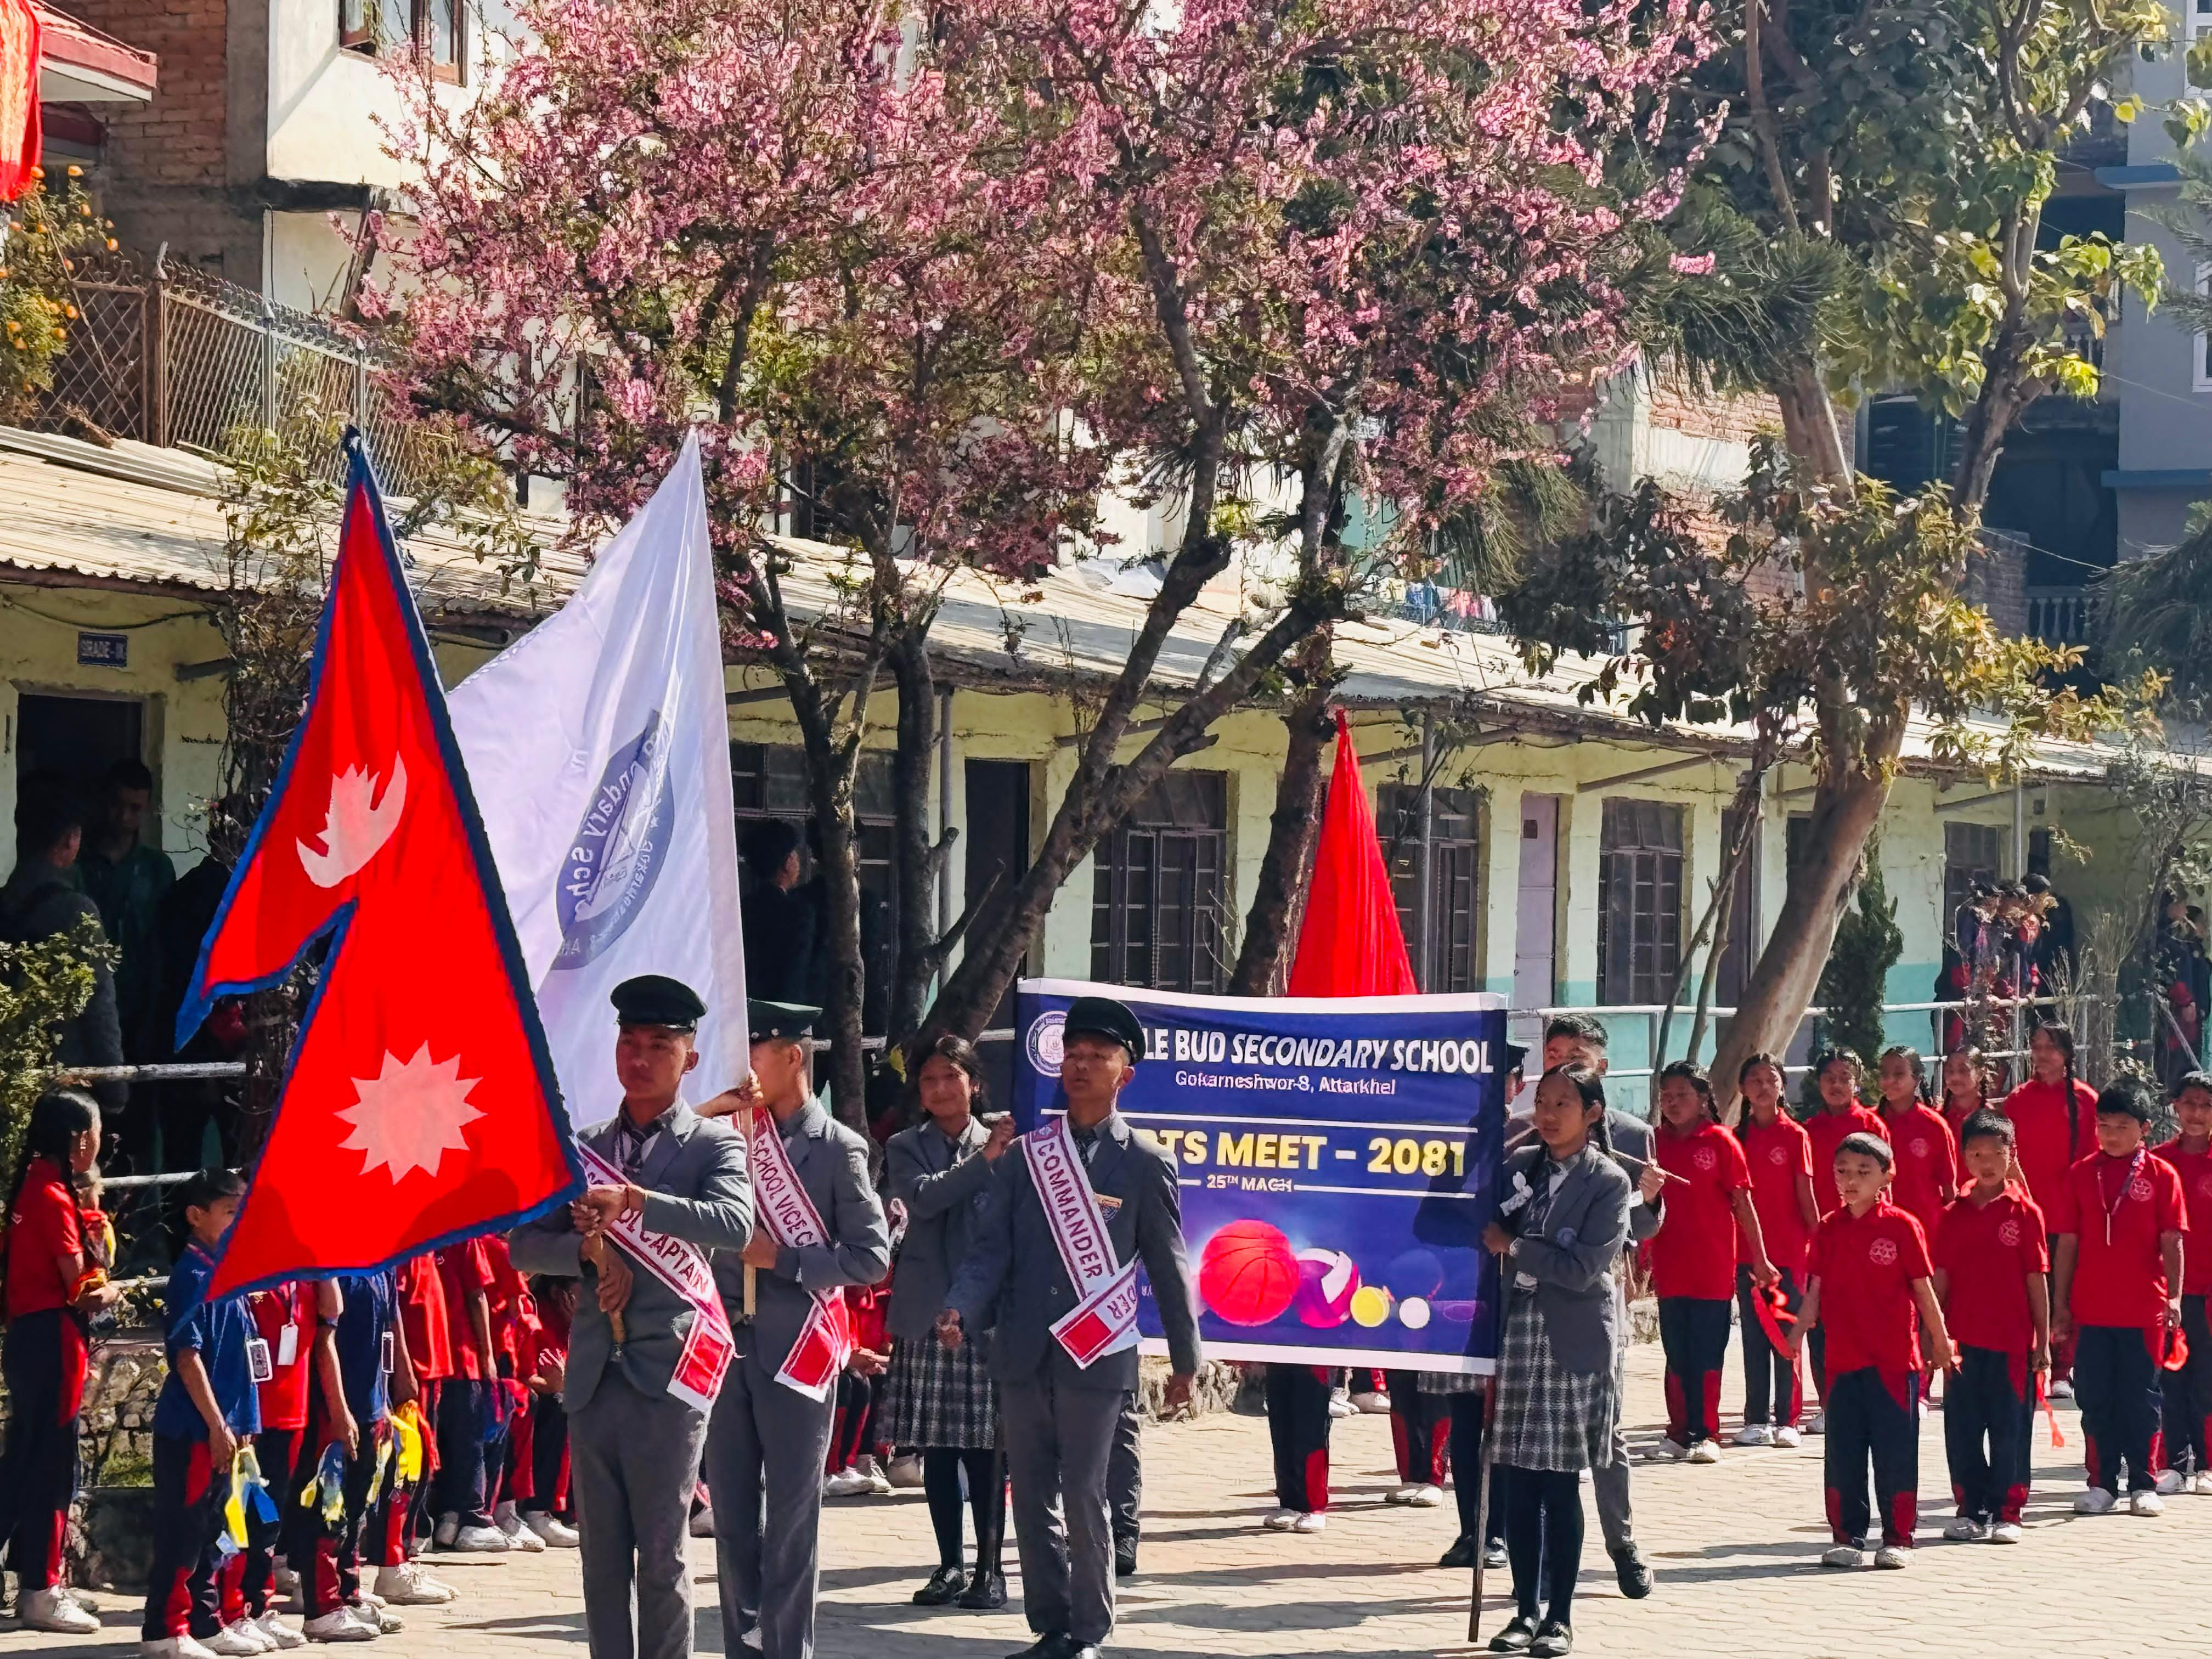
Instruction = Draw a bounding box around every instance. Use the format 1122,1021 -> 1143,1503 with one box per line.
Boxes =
0,424 -> 2138,782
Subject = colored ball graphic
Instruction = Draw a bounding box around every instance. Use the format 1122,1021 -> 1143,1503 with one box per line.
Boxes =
1293,1249 -> 1361,1328
1384,1248 -> 1445,1301
1198,1220 -> 1300,1327
1349,1284 -> 1395,1328
1398,1296 -> 1432,1331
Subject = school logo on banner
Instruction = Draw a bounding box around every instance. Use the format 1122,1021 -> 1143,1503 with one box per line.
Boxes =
1026,1009 -> 1067,1076
554,712 -> 674,969
1869,1237 -> 1899,1267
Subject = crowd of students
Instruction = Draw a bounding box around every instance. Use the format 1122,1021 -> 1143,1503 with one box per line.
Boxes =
0,1090 -> 581,1656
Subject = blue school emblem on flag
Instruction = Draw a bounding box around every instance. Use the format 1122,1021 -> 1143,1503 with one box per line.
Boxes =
554,713 -> 675,969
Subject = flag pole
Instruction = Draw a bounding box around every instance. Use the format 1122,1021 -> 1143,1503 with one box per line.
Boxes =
1468,1375 -> 1498,1643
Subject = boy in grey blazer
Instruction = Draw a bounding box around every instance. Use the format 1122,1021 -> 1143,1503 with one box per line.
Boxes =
940,997 -> 1200,1659
511,976 -> 754,1659
703,1001 -> 890,1659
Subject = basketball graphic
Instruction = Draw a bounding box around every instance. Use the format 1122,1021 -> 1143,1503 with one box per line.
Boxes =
1694,1147 -> 1717,1173
1198,1220 -> 1300,1326
1869,1238 -> 1899,1267
1293,1249 -> 1362,1328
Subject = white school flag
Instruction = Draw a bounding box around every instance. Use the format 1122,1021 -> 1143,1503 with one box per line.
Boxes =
447,433 -> 747,1109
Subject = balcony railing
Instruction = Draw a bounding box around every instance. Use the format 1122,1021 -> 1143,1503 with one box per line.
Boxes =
2025,584 -> 2096,646
29,245 -> 445,494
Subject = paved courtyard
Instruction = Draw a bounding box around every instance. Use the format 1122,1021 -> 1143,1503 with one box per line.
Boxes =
14,1341 -> 2212,1659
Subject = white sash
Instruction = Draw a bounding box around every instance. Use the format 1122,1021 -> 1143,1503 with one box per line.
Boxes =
743,1111 -> 856,1401
1024,1116 -> 1140,1368
576,1141 -> 733,1412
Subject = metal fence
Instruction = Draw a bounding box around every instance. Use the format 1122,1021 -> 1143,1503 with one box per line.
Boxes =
31,244 -> 445,495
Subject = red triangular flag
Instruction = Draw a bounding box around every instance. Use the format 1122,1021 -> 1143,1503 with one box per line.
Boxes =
1287,710 -> 1419,997
178,437 -> 580,1297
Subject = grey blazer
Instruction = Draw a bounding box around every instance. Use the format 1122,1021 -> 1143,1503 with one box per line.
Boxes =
1497,1141 -> 1633,1378
884,1116 -> 993,1342
1508,1106 -> 1663,1244
509,1102 -> 754,1414
946,1111 -> 1201,1392
710,1097 -> 891,1378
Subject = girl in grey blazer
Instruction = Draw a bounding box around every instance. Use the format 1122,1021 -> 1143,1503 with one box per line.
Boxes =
1481,1065 -> 1633,1658
881,1036 -> 1015,1611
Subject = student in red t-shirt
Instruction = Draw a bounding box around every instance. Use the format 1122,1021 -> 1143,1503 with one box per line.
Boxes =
1939,1046 -> 1991,1174
2001,1023 -> 2099,1394
233,1279 -> 315,1645
393,1253 -> 452,1564
1733,1052 -> 1818,1446
2050,1080 -> 2189,1516
478,1234 -> 545,1554
433,1237 -> 507,1551
1933,1111 -> 2050,1543
1877,1047 -> 1957,1242
515,1276 -> 579,1547
0,1090 -> 121,1637
2156,1071 -> 2212,1494
1643,1062 -> 1775,1462
1791,1132 -> 1952,1570
1806,1050 -> 1888,1218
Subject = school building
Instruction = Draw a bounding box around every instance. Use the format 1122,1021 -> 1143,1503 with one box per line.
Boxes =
0,406 -> 2158,1111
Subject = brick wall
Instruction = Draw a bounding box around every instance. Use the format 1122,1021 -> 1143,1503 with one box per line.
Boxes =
1646,371 -> 1782,447
59,0 -> 260,282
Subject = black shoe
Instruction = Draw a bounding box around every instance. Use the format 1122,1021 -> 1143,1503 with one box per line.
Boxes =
1439,1534 -> 1477,1570
1487,1613 -> 1539,1653
1115,1537 -> 1138,1578
1008,1637 -> 1066,1659
1530,1620 -> 1573,1657
1611,1544 -> 1652,1599
1483,1539 -> 1509,1570
958,1570 -> 1008,1611
913,1565 -> 967,1606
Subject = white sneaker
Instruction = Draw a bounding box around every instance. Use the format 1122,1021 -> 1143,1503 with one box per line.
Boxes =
2074,1488 -> 2118,1516
855,1456 -> 894,1496
505,1523 -> 546,1554
255,1612 -> 306,1651
2131,1489 -> 2166,1517
1989,1522 -> 2024,1544
207,1619 -> 274,1655
1327,1390 -> 1355,1420
1289,1510 -> 1328,1533
20,1587 -> 101,1634
1872,1545 -> 1911,1570
1384,1484 -> 1420,1505
300,1610 -> 376,1644
823,1467 -> 874,1498
1646,1438 -> 1688,1462
2047,1379 -> 2074,1400
1408,1484 -> 1445,1507
1733,1424 -> 1775,1448
1350,1391 -> 1393,1414
432,1514 -> 459,1549
141,1639 -> 221,1659
1773,1425 -> 1804,1448
372,1564 -> 455,1606
524,1513 -> 580,1548
1261,1507 -> 1300,1530
1687,1441 -> 1722,1465
1942,1517 -> 1989,1542
449,1524 -> 510,1553
1819,1545 -> 1864,1568
1803,1411 -> 1826,1436
2192,1470 -> 2212,1496
2155,1468 -> 2185,1496
348,1602 -> 400,1637
887,1453 -> 925,1489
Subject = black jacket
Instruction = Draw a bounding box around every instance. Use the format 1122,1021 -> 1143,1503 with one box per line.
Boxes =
0,861 -> 125,1110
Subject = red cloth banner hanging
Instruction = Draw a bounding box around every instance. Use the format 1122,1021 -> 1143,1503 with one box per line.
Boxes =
1286,709 -> 1419,997
0,0 -> 40,204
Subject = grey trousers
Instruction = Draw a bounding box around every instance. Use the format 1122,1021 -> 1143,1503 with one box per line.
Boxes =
704,1355 -> 836,1659
568,1373 -> 709,1659
1109,1393 -> 1142,1547
1594,1277 -> 1634,1554
1001,1372 -> 1124,1645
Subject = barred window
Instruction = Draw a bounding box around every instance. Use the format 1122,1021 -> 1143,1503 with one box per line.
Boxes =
1598,799 -> 1684,1006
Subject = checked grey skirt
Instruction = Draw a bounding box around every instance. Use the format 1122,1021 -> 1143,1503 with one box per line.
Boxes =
1489,1289 -> 1618,1474
882,1331 -> 1000,1450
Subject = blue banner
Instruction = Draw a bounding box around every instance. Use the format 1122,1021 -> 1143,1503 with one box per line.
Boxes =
1011,979 -> 1506,1374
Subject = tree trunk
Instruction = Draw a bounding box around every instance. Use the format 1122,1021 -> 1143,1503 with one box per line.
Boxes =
1227,627 -> 1336,995
1652,766 -> 1766,1068
1709,740 -> 1898,1119
1774,362 -> 1853,493
886,628 -> 948,1048
1687,834 -> 1743,1066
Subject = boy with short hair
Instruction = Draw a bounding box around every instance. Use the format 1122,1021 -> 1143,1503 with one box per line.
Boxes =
142,1170 -> 262,1659
1932,1111 -> 2050,1543
2155,1072 -> 2212,1494
1790,1133 -> 1952,1571
2051,1081 -> 2189,1516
